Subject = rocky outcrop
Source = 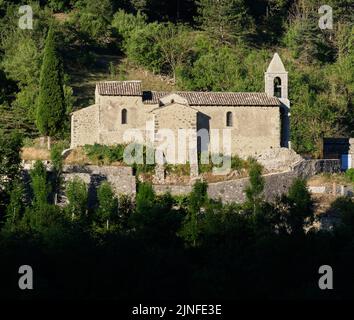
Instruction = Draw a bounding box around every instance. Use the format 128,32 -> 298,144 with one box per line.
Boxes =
256,147 -> 303,172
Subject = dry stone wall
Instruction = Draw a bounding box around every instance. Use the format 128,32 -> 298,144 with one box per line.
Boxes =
62,165 -> 136,201
153,159 -> 341,203
21,159 -> 340,206
22,162 -> 136,207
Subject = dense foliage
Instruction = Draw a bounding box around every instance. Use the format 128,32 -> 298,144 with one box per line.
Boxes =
0,0 -> 352,156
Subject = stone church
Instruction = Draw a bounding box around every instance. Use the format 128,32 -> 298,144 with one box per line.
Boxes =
71,53 -> 291,160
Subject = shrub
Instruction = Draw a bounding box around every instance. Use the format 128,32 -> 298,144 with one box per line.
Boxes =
198,153 -> 245,174
107,144 -> 125,163
84,144 -> 112,163
83,144 -> 155,174
164,163 -> 190,176
345,168 -> 354,183
231,154 -> 245,171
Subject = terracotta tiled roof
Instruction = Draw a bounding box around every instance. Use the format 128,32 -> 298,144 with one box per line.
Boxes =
96,81 -> 280,106
96,81 -> 142,96
142,91 -> 280,106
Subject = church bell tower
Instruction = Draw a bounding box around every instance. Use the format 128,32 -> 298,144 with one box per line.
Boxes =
265,53 -> 291,149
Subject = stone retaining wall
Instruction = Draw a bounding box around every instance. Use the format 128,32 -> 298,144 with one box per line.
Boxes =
153,159 -> 341,203
22,159 -> 340,205
292,159 -> 341,178
62,165 -> 136,202
60,165 -> 136,207
308,184 -> 353,197
22,163 -> 136,207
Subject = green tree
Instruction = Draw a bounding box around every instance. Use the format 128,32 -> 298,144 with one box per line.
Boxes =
0,130 -> 23,183
126,22 -> 164,73
244,160 -> 265,215
180,45 -> 246,91
111,9 -> 147,49
155,23 -> 194,82
283,1 -> 334,64
73,0 -> 113,44
48,0 -> 73,12
22,160 -> 59,231
334,197 -> 354,231
179,180 -> 208,247
283,178 -> 313,234
135,182 -> 156,214
65,177 -> 88,221
36,26 -> 65,149
96,181 -> 118,230
0,3 -> 53,136
1,36 -> 40,123
196,0 -> 253,44
30,160 -> 51,211
4,179 -> 25,230
0,130 -> 23,219
51,142 -> 65,204
188,179 -> 208,213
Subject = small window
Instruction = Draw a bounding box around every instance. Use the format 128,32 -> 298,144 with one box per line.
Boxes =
121,109 -> 127,124
226,112 -> 233,127
274,77 -> 282,98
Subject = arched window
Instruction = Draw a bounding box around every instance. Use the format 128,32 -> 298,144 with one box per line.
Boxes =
226,112 -> 233,127
121,109 -> 127,124
274,77 -> 282,98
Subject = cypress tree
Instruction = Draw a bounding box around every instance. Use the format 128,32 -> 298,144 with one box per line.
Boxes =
36,26 -> 65,149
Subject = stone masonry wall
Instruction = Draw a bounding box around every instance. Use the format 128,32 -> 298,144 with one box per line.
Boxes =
153,170 -> 297,203
22,159 -> 340,205
153,159 -> 341,203
62,165 -> 136,195
61,165 -> 136,207
22,162 -> 136,208
292,159 -> 341,178
71,93 -> 281,159
71,105 -> 100,148
194,105 -> 281,158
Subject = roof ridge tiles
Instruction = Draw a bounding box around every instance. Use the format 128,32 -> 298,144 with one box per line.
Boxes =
96,81 -> 280,106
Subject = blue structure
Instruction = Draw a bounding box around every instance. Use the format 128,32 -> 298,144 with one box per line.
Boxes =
341,154 -> 352,170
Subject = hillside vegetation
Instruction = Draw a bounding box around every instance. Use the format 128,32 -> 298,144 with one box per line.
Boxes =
1,1 -> 354,300
0,0 -> 353,157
